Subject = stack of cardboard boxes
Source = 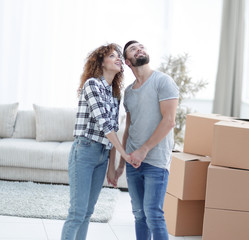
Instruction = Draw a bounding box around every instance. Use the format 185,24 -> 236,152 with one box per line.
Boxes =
163,113 -> 241,237
203,120 -> 249,240
163,152 -> 210,236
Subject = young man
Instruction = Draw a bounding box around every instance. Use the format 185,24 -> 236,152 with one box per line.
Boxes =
116,41 -> 179,240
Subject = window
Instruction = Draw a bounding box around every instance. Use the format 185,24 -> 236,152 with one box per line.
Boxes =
241,0 -> 249,118
168,0 -> 222,100
0,0 -> 223,113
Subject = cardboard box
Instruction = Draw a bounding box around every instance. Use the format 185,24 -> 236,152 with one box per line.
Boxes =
212,121 -> 249,170
163,193 -> 205,236
203,208 -> 249,240
167,152 -> 211,200
205,165 -> 249,211
183,113 -> 232,156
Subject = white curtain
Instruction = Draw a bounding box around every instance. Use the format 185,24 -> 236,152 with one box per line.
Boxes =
213,0 -> 245,117
0,0 -> 170,110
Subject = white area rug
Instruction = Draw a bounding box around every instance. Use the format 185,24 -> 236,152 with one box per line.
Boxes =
0,180 -> 120,222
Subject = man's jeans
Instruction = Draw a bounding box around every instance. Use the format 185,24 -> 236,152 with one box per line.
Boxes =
126,162 -> 169,240
61,136 -> 109,240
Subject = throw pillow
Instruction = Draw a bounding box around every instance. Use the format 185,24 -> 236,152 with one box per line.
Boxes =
33,104 -> 76,142
0,103 -> 19,138
12,110 -> 36,139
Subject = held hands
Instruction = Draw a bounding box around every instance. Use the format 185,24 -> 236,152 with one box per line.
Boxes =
108,147 -> 149,187
123,153 -> 140,168
129,147 -> 148,168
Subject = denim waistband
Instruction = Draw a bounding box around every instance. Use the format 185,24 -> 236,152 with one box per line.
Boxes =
75,136 -> 89,140
75,136 -> 109,150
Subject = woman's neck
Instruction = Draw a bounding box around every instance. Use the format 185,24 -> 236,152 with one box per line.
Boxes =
103,72 -> 115,85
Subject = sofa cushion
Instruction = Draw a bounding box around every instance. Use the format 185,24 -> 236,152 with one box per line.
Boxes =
33,104 -> 76,142
52,141 -> 73,170
0,166 -> 69,184
0,138 -> 60,170
0,103 -> 19,138
12,111 -> 36,139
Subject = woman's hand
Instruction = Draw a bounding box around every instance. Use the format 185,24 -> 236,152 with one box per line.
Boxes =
107,165 -> 117,188
123,153 -> 131,164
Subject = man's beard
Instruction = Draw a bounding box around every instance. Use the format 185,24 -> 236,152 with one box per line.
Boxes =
130,55 -> 150,67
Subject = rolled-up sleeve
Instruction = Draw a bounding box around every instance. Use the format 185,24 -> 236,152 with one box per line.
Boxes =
83,79 -> 114,135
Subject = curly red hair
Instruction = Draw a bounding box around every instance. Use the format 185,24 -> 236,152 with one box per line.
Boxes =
78,43 -> 124,100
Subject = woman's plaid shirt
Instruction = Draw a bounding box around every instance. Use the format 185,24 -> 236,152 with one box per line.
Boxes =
73,77 -> 119,149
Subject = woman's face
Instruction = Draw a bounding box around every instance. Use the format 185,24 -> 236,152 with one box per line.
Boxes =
102,50 -> 122,74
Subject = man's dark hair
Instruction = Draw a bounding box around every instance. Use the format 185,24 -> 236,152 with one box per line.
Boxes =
123,40 -> 138,59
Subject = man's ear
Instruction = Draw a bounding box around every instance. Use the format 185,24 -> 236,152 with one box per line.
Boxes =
125,59 -> 131,67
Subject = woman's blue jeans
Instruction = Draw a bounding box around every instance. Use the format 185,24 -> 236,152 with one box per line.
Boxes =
126,162 -> 169,240
61,136 -> 109,240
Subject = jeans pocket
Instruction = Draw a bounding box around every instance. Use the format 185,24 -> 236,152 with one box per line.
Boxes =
78,137 -> 93,147
68,140 -> 78,165
163,169 -> 169,184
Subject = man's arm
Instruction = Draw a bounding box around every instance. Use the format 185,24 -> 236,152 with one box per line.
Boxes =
107,147 -> 117,187
130,98 -> 178,165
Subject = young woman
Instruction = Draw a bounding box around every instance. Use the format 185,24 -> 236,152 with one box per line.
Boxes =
61,43 -> 131,240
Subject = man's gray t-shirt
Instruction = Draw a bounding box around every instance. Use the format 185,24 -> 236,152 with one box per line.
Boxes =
123,71 -> 179,170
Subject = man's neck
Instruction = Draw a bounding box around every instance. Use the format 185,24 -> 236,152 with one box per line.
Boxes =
131,64 -> 153,85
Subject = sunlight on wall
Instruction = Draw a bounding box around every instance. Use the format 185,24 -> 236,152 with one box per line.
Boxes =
168,0 -> 222,101
0,0 -> 223,111
0,0 -> 170,109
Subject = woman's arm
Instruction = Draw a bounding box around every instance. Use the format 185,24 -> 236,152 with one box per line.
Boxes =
106,130 -> 131,163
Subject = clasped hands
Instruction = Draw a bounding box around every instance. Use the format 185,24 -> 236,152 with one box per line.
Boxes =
107,147 -> 148,188
125,147 -> 148,168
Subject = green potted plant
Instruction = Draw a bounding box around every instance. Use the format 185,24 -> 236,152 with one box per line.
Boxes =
158,53 -> 207,150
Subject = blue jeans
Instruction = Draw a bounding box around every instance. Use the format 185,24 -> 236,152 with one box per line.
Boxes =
126,162 -> 169,240
61,136 -> 109,240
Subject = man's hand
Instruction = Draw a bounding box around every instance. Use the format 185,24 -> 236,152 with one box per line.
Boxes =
114,165 -> 125,185
130,147 -> 148,168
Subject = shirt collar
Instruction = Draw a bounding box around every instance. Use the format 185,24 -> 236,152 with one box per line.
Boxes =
100,76 -> 112,92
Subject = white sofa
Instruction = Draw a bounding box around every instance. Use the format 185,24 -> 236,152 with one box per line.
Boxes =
0,103 -> 128,188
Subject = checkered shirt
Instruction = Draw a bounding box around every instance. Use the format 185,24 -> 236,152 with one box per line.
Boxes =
73,76 -> 119,149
